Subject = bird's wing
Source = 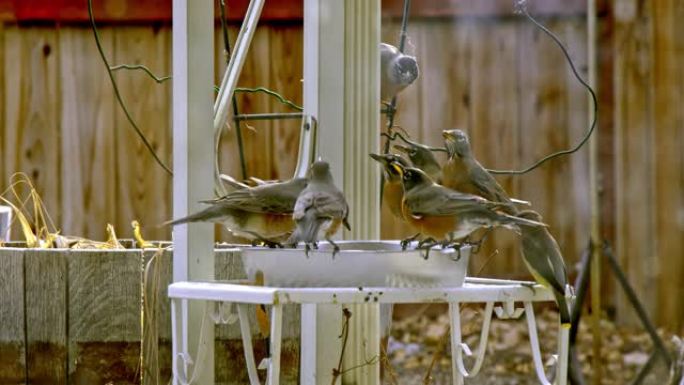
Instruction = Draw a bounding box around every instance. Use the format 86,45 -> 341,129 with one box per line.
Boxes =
406,186 -> 491,216
212,180 -> 302,214
522,231 -> 567,295
468,161 -> 511,203
311,191 -> 347,219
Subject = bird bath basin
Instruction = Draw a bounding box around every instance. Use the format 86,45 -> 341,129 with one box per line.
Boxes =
241,240 -> 470,288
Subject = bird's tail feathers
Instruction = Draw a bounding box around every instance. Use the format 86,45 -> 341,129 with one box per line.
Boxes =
502,213 -> 548,229
509,197 -> 532,206
163,206 -> 227,227
555,291 -> 572,326
287,211 -> 322,246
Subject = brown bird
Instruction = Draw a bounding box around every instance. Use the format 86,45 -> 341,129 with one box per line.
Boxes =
395,164 -> 545,247
165,178 -> 308,245
370,153 -> 410,219
287,160 -> 350,256
517,210 -> 571,326
442,129 -> 529,212
393,141 -> 442,182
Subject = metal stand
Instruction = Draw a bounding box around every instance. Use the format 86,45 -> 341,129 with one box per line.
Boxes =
169,277 -> 570,385
569,242 -> 672,385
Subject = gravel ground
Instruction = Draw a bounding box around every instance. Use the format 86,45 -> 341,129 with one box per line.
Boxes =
383,306 -> 678,384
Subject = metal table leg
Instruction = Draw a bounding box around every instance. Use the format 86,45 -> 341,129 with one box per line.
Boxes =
238,303 -> 261,385
267,304 -> 283,385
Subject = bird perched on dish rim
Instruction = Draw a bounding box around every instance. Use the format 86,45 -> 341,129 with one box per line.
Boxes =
380,42 -> 420,102
287,160 -> 350,256
370,152 -> 410,220
393,163 -> 546,247
165,177 -> 308,246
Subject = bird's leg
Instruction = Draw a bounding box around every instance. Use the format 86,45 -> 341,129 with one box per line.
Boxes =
304,243 -> 311,258
245,231 -> 285,249
325,236 -> 340,258
416,237 -> 439,260
417,237 -> 437,249
520,282 -> 537,294
464,227 -> 494,254
400,233 -> 421,250
441,239 -> 465,261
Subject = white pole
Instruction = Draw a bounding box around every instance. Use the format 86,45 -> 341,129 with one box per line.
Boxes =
172,0 -> 215,384
302,0 -> 382,384
0,206 -> 11,242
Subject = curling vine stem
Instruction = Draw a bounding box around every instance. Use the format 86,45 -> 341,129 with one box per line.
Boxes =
486,5 -> 598,175
88,0 -> 173,176
109,64 -> 172,83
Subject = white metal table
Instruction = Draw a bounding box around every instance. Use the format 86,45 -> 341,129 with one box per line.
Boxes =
169,277 -> 569,385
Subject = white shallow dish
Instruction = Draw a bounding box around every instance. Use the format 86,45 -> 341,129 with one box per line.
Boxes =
241,240 -> 470,288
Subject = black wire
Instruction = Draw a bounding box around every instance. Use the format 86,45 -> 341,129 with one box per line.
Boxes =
486,6 -> 598,175
87,0 -> 173,176
219,0 -> 248,180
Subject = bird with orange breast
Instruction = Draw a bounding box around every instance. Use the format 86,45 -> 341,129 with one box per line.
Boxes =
442,129 -> 530,213
393,163 -> 546,254
370,153 -> 410,220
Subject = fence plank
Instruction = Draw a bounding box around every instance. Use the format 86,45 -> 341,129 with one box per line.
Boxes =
614,3 -> 658,326
67,249 -> 143,384
0,248 -> 26,385
268,26 -> 303,180
2,27 -> 61,239
651,0 -> 684,331
113,26 -> 172,242
469,20 -> 520,276
59,26 -> 117,241
24,249 -> 68,384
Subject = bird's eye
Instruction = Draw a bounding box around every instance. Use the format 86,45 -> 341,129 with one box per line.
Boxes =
409,150 -> 416,157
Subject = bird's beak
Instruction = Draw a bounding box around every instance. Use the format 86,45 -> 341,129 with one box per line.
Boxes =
393,144 -> 411,154
442,130 -> 454,140
369,153 -> 383,162
391,162 -> 404,176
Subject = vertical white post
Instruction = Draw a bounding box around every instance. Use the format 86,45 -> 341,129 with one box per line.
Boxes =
0,206 -> 11,241
302,0 -> 382,384
172,0 -> 214,384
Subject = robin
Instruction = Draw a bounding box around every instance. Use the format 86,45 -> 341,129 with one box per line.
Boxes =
442,129 -> 529,212
517,210 -> 571,326
394,164 -> 545,248
381,42 -> 420,102
165,177 -> 308,246
287,160 -> 350,256
370,153 -> 410,219
393,141 -> 443,182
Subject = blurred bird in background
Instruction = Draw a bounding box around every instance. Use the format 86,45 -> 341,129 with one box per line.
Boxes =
165,177 -> 308,246
381,42 -> 419,102
287,160 -> 350,256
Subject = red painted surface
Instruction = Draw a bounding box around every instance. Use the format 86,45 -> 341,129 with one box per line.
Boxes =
0,0 -> 585,23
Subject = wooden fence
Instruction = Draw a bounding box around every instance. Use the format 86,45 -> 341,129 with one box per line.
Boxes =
0,6 -> 681,331
0,246 -> 300,384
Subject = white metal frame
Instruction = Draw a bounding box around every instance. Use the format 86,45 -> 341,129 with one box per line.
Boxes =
169,278 -> 570,385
